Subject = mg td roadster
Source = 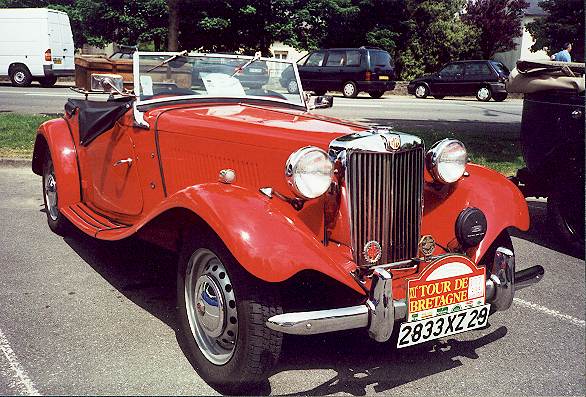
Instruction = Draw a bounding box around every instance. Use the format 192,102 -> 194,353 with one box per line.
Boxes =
33,52 -> 544,390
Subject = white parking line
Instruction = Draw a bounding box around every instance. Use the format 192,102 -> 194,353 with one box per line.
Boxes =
514,298 -> 586,328
0,328 -> 40,396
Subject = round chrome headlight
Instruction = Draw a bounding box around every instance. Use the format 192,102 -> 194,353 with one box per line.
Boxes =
285,147 -> 334,199
426,139 -> 467,184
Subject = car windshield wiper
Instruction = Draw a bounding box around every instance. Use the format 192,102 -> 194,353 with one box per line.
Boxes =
146,50 -> 188,72
231,51 -> 262,77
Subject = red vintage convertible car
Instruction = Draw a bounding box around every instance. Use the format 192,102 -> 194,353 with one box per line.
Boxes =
32,52 -> 544,391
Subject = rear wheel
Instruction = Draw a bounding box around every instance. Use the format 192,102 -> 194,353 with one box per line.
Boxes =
414,84 -> 428,99
342,81 -> 358,98
9,65 -> 32,87
286,79 -> 299,94
39,76 -> 58,87
42,153 -> 70,235
368,90 -> 385,99
476,86 -> 492,101
177,233 -> 283,392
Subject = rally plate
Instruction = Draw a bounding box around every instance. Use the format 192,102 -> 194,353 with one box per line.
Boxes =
397,304 -> 490,348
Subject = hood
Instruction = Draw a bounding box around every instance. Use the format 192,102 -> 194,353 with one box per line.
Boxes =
147,102 -> 367,152
411,73 -> 434,83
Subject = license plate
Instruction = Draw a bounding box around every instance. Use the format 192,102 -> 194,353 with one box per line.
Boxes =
397,304 -> 490,348
378,75 -> 389,80
53,58 -> 62,64
249,68 -> 262,73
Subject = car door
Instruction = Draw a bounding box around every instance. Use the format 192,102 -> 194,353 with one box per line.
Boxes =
79,122 -> 144,217
463,62 -> 495,95
432,63 -> 464,95
300,51 -> 326,90
322,50 -> 346,89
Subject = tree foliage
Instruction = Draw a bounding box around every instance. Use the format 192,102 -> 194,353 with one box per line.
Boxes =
526,0 -> 584,62
462,0 -> 529,59
2,0 -> 582,78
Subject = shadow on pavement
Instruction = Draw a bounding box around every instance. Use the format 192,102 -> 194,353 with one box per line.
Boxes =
0,81 -> 74,88
273,325 -> 507,396
63,231 -> 178,328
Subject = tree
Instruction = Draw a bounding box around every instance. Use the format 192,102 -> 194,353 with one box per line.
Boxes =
526,0 -> 584,62
396,0 -> 478,79
462,0 -> 529,59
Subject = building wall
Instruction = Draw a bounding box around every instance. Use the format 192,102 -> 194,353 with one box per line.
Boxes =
493,15 -> 549,70
269,41 -> 308,62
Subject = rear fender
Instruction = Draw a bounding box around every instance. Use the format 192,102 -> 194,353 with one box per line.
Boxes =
33,118 -> 80,207
158,183 -> 363,294
422,164 -> 529,263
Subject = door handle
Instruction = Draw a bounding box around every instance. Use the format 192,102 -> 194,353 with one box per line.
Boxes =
113,158 -> 133,167
571,109 -> 582,119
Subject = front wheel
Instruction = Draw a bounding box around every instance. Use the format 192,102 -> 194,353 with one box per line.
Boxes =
9,65 -> 32,87
342,81 -> 358,98
42,153 -> 70,235
476,86 -> 492,101
414,84 -> 428,99
547,191 -> 585,254
177,235 -> 283,392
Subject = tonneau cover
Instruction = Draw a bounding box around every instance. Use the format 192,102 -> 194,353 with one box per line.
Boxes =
65,98 -> 133,146
507,60 -> 585,94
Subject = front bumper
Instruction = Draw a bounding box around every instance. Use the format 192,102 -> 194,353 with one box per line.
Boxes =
266,249 -> 544,342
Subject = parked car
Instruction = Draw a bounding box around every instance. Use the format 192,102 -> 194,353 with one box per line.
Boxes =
408,60 -> 509,101
280,46 -> 396,98
191,55 -> 270,89
0,8 -> 75,87
508,60 -> 585,252
33,52 -> 543,392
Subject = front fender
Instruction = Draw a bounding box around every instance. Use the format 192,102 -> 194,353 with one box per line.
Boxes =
422,164 -> 529,263
33,118 -> 80,207
157,183 -> 363,294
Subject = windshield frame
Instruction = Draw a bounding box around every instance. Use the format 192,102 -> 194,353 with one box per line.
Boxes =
132,51 -> 307,110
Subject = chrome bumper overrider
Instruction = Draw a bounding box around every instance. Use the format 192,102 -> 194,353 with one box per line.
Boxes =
266,248 -> 545,342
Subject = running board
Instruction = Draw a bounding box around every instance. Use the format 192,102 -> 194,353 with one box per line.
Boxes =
61,202 -> 130,238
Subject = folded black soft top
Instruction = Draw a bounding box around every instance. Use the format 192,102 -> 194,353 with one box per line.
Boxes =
65,97 -> 134,146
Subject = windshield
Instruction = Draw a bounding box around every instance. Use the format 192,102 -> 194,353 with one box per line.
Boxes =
134,52 -> 305,107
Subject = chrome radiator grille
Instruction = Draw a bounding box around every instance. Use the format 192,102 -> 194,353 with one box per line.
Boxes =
346,148 -> 424,266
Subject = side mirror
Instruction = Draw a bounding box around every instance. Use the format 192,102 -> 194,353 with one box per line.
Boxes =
309,95 -> 334,109
90,73 -> 124,93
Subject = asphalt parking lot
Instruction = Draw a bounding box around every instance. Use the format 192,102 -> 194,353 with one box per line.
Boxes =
0,166 -> 584,396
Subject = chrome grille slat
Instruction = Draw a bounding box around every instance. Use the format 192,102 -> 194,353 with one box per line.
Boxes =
347,148 -> 424,267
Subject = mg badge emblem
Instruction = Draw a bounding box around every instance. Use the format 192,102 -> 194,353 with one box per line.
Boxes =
382,134 -> 401,151
363,240 -> 382,264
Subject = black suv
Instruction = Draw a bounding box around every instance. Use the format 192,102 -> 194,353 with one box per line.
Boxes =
407,60 -> 509,101
280,47 -> 396,98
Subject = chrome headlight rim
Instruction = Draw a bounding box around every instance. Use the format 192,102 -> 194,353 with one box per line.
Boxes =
426,139 -> 467,184
285,146 -> 334,200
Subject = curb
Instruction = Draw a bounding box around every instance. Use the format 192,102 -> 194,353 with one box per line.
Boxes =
0,158 -> 32,168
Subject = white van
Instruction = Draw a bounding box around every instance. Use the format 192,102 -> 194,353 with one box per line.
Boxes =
0,8 -> 75,87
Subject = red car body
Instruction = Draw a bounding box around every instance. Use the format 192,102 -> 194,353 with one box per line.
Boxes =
33,103 -> 530,295
31,52 -> 544,392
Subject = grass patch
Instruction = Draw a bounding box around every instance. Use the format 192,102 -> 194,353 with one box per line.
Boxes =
386,120 -> 524,176
0,113 -> 52,158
